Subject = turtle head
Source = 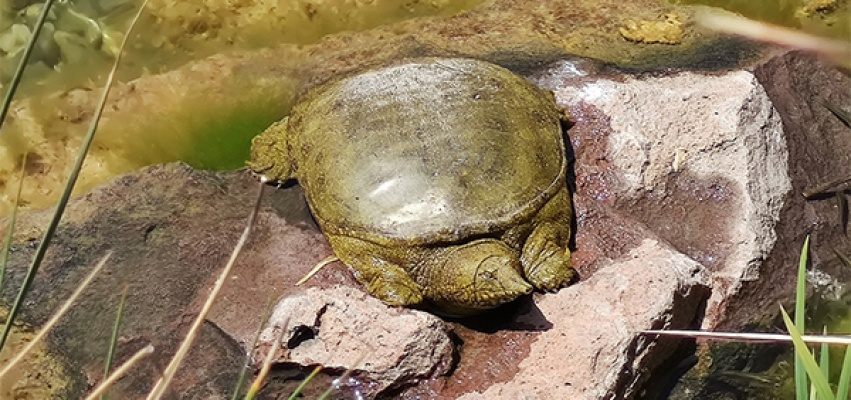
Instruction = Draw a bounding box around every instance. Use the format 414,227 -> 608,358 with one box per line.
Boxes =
426,239 -> 532,316
247,118 -> 294,184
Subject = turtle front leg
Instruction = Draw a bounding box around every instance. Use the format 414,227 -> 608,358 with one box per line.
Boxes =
520,222 -> 574,291
520,188 -> 575,291
328,235 -> 423,307
358,258 -> 424,306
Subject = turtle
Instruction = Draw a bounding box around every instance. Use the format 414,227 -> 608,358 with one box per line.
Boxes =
248,57 -> 575,315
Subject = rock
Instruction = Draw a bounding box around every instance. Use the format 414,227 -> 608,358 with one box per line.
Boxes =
0,163 -> 351,398
724,52 -> 851,329
535,67 -> 791,329
257,286 -> 455,396
457,239 -> 709,399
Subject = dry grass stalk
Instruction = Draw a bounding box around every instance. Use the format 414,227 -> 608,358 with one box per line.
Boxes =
0,252 -> 111,378
695,9 -> 851,68
84,344 -> 155,400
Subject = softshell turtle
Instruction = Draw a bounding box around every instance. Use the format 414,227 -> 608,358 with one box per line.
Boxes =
248,57 -> 575,315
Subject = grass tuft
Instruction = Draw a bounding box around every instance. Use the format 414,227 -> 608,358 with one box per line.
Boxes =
230,295 -> 277,400
244,320 -> 287,400
317,352 -> 368,400
781,306 -> 835,400
287,366 -> 323,400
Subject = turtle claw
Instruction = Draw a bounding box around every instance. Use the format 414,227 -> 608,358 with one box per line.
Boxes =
521,222 -> 574,291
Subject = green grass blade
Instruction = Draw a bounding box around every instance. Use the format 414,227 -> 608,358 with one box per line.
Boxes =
229,356 -> 251,400
244,318 -> 287,400
0,0 -> 148,352
101,285 -> 129,400
287,366 -> 322,400
0,153 -> 26,293
796,235 -> 812,400
782,306 -> 836,400
837,345 -> 851,400
316,352 -> 367,400
821,326 -> 830,388
0,0 -> 56,132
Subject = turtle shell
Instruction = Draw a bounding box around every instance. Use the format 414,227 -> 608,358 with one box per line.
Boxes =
289,58 -> 566,245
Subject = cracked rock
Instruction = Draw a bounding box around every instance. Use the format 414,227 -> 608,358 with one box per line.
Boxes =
257,285 -> 456,396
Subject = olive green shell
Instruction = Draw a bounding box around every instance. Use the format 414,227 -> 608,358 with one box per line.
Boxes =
288,58 -> 566,245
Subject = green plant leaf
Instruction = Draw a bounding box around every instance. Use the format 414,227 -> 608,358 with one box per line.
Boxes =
102,285 -> 129,400
796,236 -> 812,400
782,306 -> 836,400
230,295 -> 277,400
287,366 -> 322,400
837,345 -> 851,400
821,326 -> 830,387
